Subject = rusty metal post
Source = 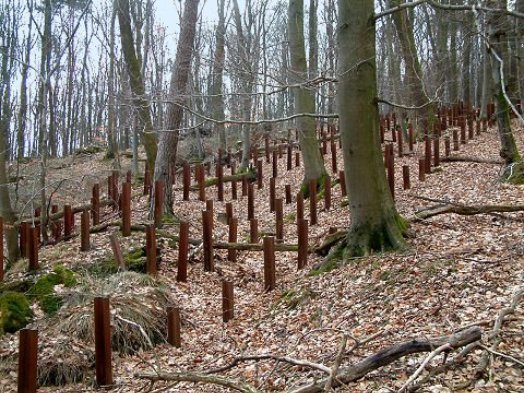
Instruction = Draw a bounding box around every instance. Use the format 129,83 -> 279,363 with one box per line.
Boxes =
256,160 -> 263,189
92,183 -> 100,225
424,137 -> 432,173
323,176 -> 331,211
222,281 -> 234,322
419,158 -> 426,182
17,328 -> 38,393
250,218 -> 259,243
94,297 -> 113,386
285,184 -> 292,204
81,210 -> 90,251
217,162 -> 224,201
196,164 -> 205,201
228,218 -> 238,262
386,144 -> 395,200
402,165 -> 410,190
122,182 -> 131,237
64,205 -> 73,237
109,233 -> 125,270
433,137 -> 440,167
275,198 -> 284,243
167,306 -> 181,347
145,224 -> 157,276
296,191 -> 304,221
263,236 -> 276,291
309,179 -> 317,226
247,183 -> 255,220
331,140 -> 337,172
202,210 -> 214,272
272,149 -> 278,178
183,162 -> 191,201
287,144 -> 292,170
297,219 -> 308,270
269,177 -> 276,212
177,221 -> 189,282
28,226 -> 39,271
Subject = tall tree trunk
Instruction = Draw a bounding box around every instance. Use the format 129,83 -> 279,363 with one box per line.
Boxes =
17,6 -> 32,161
116,0 -> 157,175
36,0 -> 52,242
106,3 -> 119,164
335,0 -> 406,258
390,0 -> 436,132
288,0 -> 327,188
232,0 -> 253,171
308,0 -> 318,81
154,0 -> 200,215
0,5 -> 20,261
487,0 -> 524,183
462,11 -> 473,107
480,40 -> 491,120
212,0 -> 227,150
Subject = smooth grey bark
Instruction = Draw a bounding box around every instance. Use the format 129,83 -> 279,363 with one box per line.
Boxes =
211,0 -> 227,150
486,0 -> 524,182
334,0 -> 406,257
288,0 -> 327,187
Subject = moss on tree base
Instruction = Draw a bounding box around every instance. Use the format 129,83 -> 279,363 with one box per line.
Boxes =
502,161 -> 524,184
336,214 -> 407,258
309,214 -> 407,276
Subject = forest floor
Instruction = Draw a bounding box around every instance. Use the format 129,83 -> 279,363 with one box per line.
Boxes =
1,124 -> 523,392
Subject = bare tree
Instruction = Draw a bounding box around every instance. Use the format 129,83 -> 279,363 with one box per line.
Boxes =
288,0 -> 327,188
154,0 -> 201,215
334,0 -> 406,258
116,0 -> 157,174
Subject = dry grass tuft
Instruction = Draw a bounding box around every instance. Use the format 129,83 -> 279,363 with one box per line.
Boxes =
32,271 -> 173,385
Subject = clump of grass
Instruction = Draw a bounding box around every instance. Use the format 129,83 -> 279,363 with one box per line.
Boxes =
38,338 -> 94,386
35,271 -> 173,386
55,271 -> 171,355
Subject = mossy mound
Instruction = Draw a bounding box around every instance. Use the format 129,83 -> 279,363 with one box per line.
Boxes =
0,291 -> 33,335
28,265 -> 78,316
87,247 -> 159,277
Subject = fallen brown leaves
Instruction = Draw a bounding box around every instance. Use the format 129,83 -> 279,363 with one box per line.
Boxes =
1,125 -> 523,392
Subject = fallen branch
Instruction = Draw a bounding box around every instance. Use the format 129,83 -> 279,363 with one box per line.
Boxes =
214,241 -> 299,252
441,155 -> 504,165
137,328 -> 481,393
412,203 -> 524,221
291,327 -> 482,393
136,371 -> 260,393
397,343 -> 452,392
474,286 -> 523,378
454,286 -> 523,390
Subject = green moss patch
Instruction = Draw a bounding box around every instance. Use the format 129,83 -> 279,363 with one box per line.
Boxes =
28,265 -> 78,316
0,292 -> 33,334
88,247 -> 156,277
